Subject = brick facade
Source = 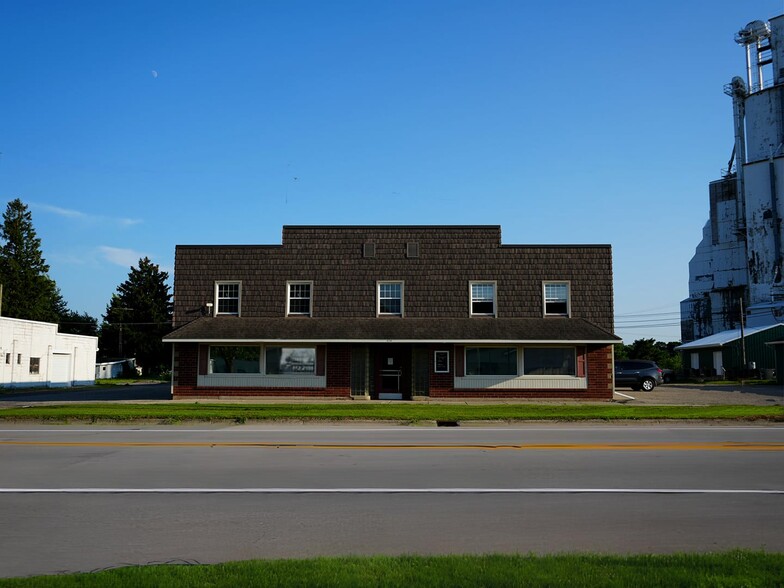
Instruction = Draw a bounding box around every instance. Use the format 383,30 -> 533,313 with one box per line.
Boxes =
167,226 -> 618,400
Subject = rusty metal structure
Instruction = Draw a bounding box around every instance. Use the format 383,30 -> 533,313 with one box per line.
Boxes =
681,15 -> 784,342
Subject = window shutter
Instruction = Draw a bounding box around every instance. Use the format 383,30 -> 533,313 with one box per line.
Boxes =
454,345 -> 465,377
316,345 -> 326,376
576,346 -> 586,377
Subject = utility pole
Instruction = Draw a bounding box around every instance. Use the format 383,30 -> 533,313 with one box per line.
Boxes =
739,297 -> 747,381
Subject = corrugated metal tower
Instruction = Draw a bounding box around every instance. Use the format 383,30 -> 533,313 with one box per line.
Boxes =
681,15 -> 784,342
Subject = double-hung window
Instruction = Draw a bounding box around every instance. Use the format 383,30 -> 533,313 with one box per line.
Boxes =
377,281 -> 403,316
287,282 -> 312,316
215,282 -> 241,316
470,282 -> 496,316
543,281 -> 570,316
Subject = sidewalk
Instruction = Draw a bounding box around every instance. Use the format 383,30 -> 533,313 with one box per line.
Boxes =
1,382 -> 782,407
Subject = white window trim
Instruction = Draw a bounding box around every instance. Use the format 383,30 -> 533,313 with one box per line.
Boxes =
543,280 -> 571,317
434,350 -> 450,373
286,281 -> 313,317
469,280 -> 497,317
214,281 -> 242,316
376,280 -> 404,317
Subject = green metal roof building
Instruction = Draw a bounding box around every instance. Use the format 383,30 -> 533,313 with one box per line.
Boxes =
676,324 -> 784,380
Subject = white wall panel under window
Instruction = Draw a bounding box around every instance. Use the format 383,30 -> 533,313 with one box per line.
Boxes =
198,374 -> 326,388
455,376 -> 587,389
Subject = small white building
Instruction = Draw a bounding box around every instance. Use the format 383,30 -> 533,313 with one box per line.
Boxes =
0,316 -> 98,388
95,358 -> 137,380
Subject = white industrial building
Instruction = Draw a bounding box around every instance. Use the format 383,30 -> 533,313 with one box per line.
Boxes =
682,14 -> 784,342
0,316 -> 98,388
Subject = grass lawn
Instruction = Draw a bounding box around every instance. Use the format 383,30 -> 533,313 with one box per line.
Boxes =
0,552 -> 782,587
0,402 -> 782,423
94,378 -> 169,386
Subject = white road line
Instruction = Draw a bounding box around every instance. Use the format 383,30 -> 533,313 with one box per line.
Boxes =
1,488 -> 782,494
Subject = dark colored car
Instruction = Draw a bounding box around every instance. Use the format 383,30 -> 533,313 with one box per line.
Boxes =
614,360 -> 664,391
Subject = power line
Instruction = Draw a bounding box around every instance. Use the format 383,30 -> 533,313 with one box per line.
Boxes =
616,311 -> 681,318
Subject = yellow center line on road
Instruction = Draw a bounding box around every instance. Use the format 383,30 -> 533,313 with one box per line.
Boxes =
1,441 -> 784,451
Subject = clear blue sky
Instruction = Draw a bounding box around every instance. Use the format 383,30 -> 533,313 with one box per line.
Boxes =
2,0 -> 782,343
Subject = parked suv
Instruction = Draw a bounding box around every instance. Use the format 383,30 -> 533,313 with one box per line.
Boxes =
614,360 -> 664,391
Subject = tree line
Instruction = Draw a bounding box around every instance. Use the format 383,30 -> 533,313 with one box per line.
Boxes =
0,198 -> 172,375
615,338 -> 682,372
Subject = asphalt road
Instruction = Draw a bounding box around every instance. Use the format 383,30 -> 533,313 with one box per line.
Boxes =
0,383 -> 171,403
1,423 -> 784,578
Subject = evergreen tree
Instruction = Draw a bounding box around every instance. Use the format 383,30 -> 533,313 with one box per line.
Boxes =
100,258 -> 173,375
0,198 -> 63,322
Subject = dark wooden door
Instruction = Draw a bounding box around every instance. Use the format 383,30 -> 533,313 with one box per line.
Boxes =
374,344 -> 411,400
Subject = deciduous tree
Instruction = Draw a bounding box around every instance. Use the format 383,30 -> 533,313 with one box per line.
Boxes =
59,309 -> 99,337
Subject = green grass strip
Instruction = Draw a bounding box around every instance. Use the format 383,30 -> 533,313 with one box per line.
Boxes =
0,403 -> 782,422
1,552 -> 783,587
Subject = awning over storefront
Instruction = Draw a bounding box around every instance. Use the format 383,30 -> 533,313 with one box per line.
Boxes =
164,316 -> 620,344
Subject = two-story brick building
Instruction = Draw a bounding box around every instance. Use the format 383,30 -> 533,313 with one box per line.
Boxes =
164,226 -> 619,400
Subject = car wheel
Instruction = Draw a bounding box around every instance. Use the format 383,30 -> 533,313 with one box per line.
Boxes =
641,378 -> 656,392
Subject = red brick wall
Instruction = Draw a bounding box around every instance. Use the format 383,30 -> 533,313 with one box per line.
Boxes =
326,344 -> 351,397
172,342 -> 614,401
173,343 -> 198,388
585,344 -> 614,399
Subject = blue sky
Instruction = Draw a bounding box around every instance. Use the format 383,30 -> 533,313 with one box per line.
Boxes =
2,0 -> 783,343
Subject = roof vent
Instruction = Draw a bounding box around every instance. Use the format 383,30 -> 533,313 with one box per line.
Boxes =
406,242 -> 419,258
363,243 -> 376,258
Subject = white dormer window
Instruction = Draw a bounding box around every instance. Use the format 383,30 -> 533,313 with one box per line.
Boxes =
377,281 -> 404,316
543,281 -> 570,316
215,282 -> 241,315
470,281 -> 496,316
287,281 -> 312,316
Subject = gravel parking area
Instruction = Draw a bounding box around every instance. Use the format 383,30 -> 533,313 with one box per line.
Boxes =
614,383 -> 784,406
